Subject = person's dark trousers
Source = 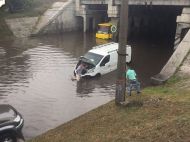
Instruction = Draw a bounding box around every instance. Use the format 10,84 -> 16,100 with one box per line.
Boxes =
127,80 -> 141,96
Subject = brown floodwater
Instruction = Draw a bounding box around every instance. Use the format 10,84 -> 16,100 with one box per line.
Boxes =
0,32 -> 173,139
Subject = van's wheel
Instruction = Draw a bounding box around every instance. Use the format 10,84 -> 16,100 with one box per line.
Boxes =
95,73 -> 101,78
0,133 -> 16,142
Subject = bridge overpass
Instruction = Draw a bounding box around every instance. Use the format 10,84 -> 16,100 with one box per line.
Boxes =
6,0 -> 189,41
4,0 -> 190,83
76,0 -> 190,50
80,0 -> 190,6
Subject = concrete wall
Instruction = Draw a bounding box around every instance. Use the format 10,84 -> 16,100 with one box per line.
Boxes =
151,29 -> 190,84
178,51 -> 190,77
174,8 -> 190,49
40,1 -> 83,34
75,2 -> 108,32
5,17 -> 38,38
5,1 -> 83,37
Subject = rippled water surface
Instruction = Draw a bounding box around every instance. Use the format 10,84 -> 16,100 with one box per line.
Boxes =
0,32 -> 173,139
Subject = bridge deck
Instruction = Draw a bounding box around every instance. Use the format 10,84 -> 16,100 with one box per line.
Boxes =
81,0 -> 190,6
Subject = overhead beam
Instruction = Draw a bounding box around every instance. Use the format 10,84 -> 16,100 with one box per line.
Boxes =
81,0 -> 190,6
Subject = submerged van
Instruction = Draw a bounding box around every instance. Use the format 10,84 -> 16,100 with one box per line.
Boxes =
74,42 -> 132,78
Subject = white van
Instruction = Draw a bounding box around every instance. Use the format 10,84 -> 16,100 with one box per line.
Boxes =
74,42 -> 131,78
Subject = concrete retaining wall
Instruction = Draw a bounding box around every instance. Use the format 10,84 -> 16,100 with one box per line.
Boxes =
42,2 -> 82,34
174,7 -> 190,49
5,17 -> 38,38
178,51 -> 190,77
33,0 -> 83,35
5,0 -> 83,37
151,29 -> 190,84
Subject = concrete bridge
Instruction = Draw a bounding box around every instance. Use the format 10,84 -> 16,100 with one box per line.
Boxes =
5,0 -> 190,49
6,0 -> 190,36
4,0 -> 190,83
77,0 -> 190,19
76,0 -> 190,49
80,0 -> 190,6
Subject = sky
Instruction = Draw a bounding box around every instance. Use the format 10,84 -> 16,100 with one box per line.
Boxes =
0,0 -> 5,8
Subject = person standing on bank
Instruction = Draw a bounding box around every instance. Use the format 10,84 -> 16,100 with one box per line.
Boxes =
126,65 -> 141,95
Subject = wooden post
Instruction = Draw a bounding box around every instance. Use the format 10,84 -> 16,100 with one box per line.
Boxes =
115,0 -> 129,105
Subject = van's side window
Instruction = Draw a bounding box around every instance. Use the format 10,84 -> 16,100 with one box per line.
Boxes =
100,55 -> 110,66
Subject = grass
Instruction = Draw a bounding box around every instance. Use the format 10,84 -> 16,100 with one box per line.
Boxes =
28,75 -> 190,142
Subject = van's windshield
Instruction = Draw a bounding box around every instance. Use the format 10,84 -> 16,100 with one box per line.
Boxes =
83,52 -> 103,66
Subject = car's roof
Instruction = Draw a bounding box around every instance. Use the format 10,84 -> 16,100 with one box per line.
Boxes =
0,104 -> 16,122
89,42 -> 119,56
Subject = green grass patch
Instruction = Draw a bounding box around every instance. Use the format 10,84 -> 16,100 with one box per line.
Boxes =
28,76 -> 190,142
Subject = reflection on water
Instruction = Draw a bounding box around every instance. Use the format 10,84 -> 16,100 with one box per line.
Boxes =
76,71 -> 117,96
0,32 -> 173,139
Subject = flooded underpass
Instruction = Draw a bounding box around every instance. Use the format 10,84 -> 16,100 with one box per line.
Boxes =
0,32 -> 173,139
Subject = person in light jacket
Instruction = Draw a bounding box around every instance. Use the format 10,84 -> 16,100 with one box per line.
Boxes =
126,66 -> 141,95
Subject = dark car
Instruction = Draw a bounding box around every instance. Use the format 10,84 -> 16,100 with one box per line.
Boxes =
0,104 -> 24,142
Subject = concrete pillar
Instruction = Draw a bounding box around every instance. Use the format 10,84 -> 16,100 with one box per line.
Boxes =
83,16 -> 87,32
75,0 -> 80,12
107,0 -> 119,17
83,15 -> 89,32
93,17 -> 96,31
110,17 -> 119,25
174,7 -> 190,50
110,17 -> 119,41
75,0 -> 88,17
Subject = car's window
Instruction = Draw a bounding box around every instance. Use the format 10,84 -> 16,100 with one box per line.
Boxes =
100,55 -> 110,66
84,52 -> 103,65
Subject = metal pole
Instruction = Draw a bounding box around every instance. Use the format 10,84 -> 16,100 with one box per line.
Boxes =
115,0 -> 129,105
